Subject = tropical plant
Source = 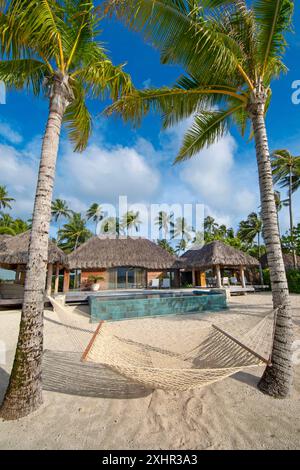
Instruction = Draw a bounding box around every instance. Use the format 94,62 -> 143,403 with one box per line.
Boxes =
156,239 -> 175,255
86,203 -> 104,234
58,213 -> 92,252
271,149 -> 300,268
107,0 -> 294,397
175,238 -> 187,255
51,198 -> 73,239
155,211 -> 174,239
204,216 -> 218,236
0,0 -> 132,420
238,212 -> 264,284
173,217 -> 193,243
0,185 -> 15,210
121,210 -> 142,235
100,216 -> 121,237
0,212 -> 31,235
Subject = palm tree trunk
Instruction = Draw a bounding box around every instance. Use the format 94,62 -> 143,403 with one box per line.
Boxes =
258,232 -> 264,285
250,88 -> 293,398
0,77 -> 69,420
289,168 -> 297,269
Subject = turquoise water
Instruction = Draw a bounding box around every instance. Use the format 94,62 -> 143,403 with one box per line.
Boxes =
89,291 -> 227,322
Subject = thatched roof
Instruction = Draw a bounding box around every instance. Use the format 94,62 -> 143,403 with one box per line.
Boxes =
67,236 -> 180,270
0,231 -> 66,266
260,253 -> 300,270
181,240 -> 259,268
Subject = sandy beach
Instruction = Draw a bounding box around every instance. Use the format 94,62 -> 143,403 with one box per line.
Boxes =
0,292 -> 299,450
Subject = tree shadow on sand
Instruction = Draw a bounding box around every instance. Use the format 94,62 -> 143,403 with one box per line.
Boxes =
43,350 -> 152,399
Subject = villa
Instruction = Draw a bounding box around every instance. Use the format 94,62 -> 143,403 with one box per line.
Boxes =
0,232 -> 263,304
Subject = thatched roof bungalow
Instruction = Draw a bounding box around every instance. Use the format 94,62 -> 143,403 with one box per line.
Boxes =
180,240 -> 259,288
66,236 -> 181,290
0,231 -> 66,297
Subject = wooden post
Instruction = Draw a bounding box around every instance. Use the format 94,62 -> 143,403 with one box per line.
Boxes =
63,270 -> 70,293
240,266 -> 246,288
200,272 -> 207,287
54,263 -> 60,294
46,263 -> 53,296
145,269 -> 148,288
216,265 -> 222,288
192,268 -> 196,287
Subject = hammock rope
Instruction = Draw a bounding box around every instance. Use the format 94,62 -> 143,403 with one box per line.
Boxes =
48,296 -> 277,391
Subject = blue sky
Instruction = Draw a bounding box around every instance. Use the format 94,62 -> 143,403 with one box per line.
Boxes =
0,1 -> 300,239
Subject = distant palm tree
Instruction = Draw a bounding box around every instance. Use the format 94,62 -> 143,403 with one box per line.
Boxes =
155,211 -> 173,239
107,0 -> 295,398
175,238 -> 187,255
58,213 -> 92,252
51,199 -> 73,240
272,149 -> 300,268
100,216 -> 121,237
121,211 -> 142,235
0,0 -> 132,420
204,216 -> 218,236
0,186 -> 15,210
238,212 -> 263,284
173,217 -> 192,243
157,239 -> 175,255
86,203 -> 104,234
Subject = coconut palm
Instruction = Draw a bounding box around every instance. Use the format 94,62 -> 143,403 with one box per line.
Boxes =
173,217 -> 193,243
0,185 -> 15,210
204,216 -> 218,236
51,198 -> 73,239
100,216 -> 121,237
58,213 -> 92,252
0,0 -> 132,420
238,212 -> 264,284
175,238 -> 187,255
155,210 -> 174,239
157,239 -> 175,255
107,0 -> 294,397
271,149 -> 300,268
86,203 -> 104,234
121,211 -> 142,235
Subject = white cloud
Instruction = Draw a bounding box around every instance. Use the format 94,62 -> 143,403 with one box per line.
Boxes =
0,120 -> 23,144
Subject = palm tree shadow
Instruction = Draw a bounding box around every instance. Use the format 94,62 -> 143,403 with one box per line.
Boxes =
43,350 -> 152,399
231,370 -> 261,390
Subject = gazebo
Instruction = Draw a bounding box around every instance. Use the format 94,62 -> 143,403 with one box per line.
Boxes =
66,235 -> 181,291
0,231 -> 66,299
181,240 -> 259,288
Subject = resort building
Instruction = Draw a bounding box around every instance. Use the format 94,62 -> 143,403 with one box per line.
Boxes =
181,240 -> 260,288
0,232 -> 66,302
65,236 -> 182,291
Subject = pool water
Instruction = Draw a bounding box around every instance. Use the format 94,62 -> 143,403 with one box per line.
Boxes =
89,291 -> 227,322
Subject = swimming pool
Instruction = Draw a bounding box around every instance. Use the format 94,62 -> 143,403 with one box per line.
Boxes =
88,290 -> 227,322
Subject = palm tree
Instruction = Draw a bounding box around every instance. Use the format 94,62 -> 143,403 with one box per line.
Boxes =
238,212 -> 264,284
0,185 -> 15,210
86,203 -> 104,234
58,213 -> 92,252
173,217 -> 192,243
0,213 -> 30,235
155,211 -> 173,239
271,149 -> 300,268
204,216 -> 218,237
51,198 -> 73,240
175,238 -> 187,255
157,239 -> 175,255
121,211 -> 142,235
107,0 -> 294,397
100,216 -> 121,237
0,0 -> 132,420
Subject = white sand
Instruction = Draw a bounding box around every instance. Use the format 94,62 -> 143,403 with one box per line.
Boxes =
0,292 -> 299,450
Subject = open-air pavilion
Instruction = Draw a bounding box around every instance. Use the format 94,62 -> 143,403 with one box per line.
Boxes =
180,240 -> 260,290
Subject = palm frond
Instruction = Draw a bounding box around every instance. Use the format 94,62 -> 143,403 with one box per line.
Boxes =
64,81 -> 92,152
0,59 -> 48,95
175,105 -> 242,162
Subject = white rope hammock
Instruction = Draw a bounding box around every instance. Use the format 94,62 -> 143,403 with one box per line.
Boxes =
81,309 -> 276,392
47,296 -> 276,391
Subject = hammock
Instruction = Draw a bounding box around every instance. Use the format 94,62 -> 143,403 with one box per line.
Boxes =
80,309 -> 277,391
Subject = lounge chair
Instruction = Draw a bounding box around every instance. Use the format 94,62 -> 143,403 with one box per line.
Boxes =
222,277 -> 230,287
150,279 -> 160,288
162,278 -> 170,288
